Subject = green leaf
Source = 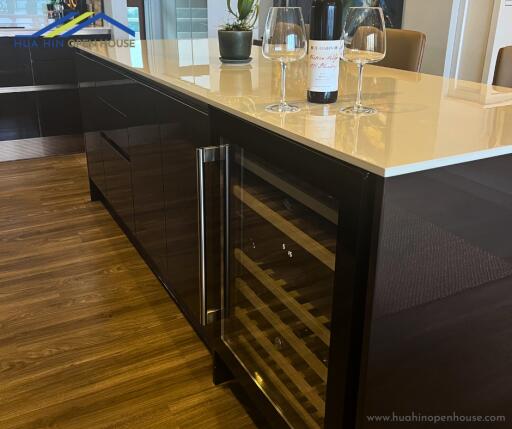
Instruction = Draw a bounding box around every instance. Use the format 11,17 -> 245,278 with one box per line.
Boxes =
226,0 -> 237,19
238,0 -> 253,21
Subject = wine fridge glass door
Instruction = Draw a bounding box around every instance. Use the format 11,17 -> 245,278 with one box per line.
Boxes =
221,143 -> 339,429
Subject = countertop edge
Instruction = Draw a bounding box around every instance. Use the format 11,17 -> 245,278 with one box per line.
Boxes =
76,46 -> 512,179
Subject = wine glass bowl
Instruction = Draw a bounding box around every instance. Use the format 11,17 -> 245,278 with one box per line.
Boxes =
341,7 -> 386,115
262,7 -> 307,113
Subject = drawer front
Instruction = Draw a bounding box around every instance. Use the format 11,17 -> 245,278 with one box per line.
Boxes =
130,83 -> 166,276
30,42 -> 74,61
85,131 -> 106,194
32,59 -> 77,85
102,133 -> 134,232
37,89 -> 82,136
96,95 -> 129,157
160,93 -> 210,326
0,92 -> 39,141
0,40 -> 32,87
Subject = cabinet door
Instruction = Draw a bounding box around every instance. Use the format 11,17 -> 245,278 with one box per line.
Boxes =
32,59 -> 77,85
101,131 -> 134,232
129,84 -> 166,277
0,39 -> 32,87
95,67 -> 131,157
223,145 -> 338,428
160,94 -> 211,324
37,89 -> 82,136
216,111 -> 371,429
0,92 -> 39,141
77,53 -> 105,193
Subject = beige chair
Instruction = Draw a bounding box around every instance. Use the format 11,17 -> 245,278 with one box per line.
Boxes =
493,46 -> 512,88
351,27 -> 425,72
378,28 -> 426,73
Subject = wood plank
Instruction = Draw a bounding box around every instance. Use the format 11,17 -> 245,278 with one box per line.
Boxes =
237,335 -> 322,429
237,278 -> 328,381
233,184 -> 336,270
235,248 -> 331,346
235,309 -> 326,413
0,134 -> 84,162
0,153 -> 255,429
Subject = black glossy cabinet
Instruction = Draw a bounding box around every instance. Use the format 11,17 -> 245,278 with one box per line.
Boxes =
0,38 -> 32,87
32,59 -> 77,85
37,89 -> 82,136
159,93 -> 214,330
76,51 -> 213,338
0,92 -> 40,140
76,50 -> 376,428
129,84 -> 166,278
102,132 -> 134,232
76,50 -> 379,429
77,53 -> 134,233
0,35 -> 109,141
77,53 -> 105,194
77,49 -> 512,429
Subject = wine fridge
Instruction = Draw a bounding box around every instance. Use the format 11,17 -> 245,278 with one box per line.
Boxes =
222,145 -> 338,428
205,109 -> 376,429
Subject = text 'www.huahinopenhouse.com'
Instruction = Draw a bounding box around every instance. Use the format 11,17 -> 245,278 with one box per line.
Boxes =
366,412 -> 506,424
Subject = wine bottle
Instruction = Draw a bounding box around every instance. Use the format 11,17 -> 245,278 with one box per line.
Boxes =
307,0 -> 343,104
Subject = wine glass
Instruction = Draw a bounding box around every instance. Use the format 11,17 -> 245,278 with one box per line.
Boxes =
341,7 -> 386,115
262,7 -> 307,113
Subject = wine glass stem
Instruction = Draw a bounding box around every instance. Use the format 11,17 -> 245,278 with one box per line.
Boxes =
280,61 -> 287,109
355,63 -> 364,111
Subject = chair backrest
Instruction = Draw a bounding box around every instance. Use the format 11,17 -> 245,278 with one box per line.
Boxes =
493,46 -> 512,88
378,28 -> 426,73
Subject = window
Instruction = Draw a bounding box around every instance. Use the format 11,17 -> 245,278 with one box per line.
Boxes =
0,0 -> 47,27
127,0 -> 145,40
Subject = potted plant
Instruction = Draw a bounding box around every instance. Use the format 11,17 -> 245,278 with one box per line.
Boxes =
218,0 -> 259,63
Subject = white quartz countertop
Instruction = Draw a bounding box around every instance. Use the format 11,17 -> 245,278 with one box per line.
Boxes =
77,39 -> 512,177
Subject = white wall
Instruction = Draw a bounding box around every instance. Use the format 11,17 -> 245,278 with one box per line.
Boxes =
483,0 -> 512,83
103,0 -> 129,40
402,0 -> 456,76
448,0 -> 494,82
208,0 -> 264,37
207,0 -> 229,37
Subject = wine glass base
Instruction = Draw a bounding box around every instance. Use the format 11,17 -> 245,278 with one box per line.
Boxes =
265,103 -> 300,113
340,105 -> 377,116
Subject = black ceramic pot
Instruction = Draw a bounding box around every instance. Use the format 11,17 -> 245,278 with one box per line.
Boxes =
218,30 -> 253,60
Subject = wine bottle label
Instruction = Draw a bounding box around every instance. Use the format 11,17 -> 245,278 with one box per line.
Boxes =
308,40 -> 341,92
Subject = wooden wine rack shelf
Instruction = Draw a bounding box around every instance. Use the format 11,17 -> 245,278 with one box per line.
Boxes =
225,165 -> 338,428
235,248 -> 331,346
237,334 -> 322,429
236,277 -> 328,380
233,185 -> 336,270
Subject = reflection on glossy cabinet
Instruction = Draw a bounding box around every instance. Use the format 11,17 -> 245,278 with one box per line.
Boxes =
102,133 -> 134,232
129,83 -> 167,277
160,94 -> 211,325
0,39 -> 32,87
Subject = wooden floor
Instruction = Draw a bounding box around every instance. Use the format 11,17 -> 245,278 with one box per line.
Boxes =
0,135 -> 84,162
0,154 -> 256,429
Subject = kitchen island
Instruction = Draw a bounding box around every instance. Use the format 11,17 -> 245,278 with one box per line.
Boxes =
0,29 -> 110,141
75,39 -> 512,429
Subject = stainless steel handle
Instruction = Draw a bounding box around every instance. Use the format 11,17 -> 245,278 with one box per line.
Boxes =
222,144 -> 230,319
196,146 -> 224,326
